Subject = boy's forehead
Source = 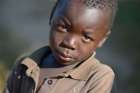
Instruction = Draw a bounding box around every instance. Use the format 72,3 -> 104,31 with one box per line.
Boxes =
54,0 -> 111,28
54,0 -> 111,18
66,8 -> 108,26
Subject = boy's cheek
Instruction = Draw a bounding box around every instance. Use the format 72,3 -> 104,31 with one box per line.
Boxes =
50,31 -> 66,51
77,46 -> 94,58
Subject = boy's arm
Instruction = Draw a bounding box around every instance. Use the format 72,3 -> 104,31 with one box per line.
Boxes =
88,65 -> 115,93
3,57 -> 26,93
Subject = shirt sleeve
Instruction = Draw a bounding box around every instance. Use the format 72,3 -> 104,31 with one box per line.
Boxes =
88,65 -> 115,93
3,57 -> 26,93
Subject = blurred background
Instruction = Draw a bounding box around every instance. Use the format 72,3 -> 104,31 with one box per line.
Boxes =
0,0 -> 140,93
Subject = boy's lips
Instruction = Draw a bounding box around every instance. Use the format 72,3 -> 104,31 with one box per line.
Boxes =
56,50 -> 73,62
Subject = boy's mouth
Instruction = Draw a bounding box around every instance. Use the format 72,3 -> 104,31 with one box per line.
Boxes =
55,49 -> 74,62
58,53 -> 72,62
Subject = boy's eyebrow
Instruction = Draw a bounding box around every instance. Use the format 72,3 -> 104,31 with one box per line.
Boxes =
61,16 -> 71,26
83,30 -> 94,35
84,31 -> 94,37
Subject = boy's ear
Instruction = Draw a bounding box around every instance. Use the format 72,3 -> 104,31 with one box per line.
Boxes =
97,30 -> 111,48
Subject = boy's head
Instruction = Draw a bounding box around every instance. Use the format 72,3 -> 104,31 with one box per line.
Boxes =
49,0 -> 118,65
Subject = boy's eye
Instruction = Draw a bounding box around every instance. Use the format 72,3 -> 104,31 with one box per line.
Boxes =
56,24 -> 68,32
82,34 -> 94,43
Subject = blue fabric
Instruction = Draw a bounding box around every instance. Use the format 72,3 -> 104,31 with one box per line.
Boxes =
41,53 -> 65,68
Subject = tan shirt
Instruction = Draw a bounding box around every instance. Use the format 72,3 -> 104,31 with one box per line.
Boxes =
37,54 -> 115,93
3,46 -> 114,93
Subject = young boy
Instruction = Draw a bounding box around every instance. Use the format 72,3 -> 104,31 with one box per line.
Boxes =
3,0 -> 118,93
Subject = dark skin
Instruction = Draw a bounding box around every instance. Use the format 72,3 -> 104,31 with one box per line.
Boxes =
49,0 -> 112,65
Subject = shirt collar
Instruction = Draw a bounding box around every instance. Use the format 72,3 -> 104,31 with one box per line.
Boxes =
21,46 -> 100,81
38,52 -> 99,81
67,53 -> 100,80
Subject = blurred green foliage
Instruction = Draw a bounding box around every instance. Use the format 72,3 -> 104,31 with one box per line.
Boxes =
0,64 -> 7,93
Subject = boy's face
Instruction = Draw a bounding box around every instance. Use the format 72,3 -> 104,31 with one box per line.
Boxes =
49,1 -> 111,65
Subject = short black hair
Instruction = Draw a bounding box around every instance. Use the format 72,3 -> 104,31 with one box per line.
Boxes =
49,0 -> 118,27
83,0 -> 117,9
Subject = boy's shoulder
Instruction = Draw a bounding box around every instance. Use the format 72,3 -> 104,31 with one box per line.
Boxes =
90,57 -> 115,79
11,46 -> 51,73
93,57 -> 114,74
69,55 -> 115,81
15,46 -> 51,64
88,57 -> 115,85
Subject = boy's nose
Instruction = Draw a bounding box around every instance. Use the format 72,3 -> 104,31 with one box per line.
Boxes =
60,35 -> 76,50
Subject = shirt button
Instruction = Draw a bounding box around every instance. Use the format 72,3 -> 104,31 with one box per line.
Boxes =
47,79 -> 53,85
